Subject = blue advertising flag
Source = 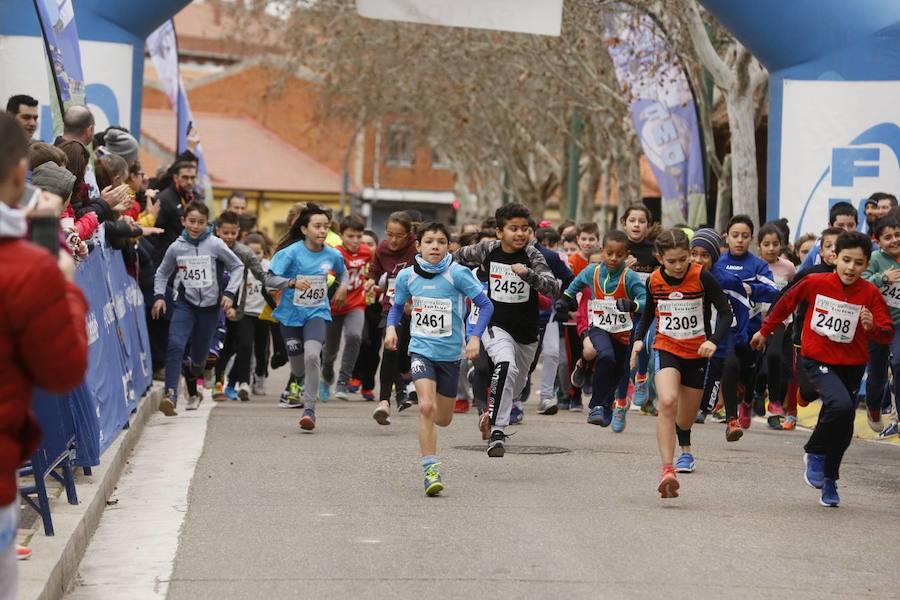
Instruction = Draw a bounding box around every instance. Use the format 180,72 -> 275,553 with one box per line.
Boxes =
31,0 -> 86,134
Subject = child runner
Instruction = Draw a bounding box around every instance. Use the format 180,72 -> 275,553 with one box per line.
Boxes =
630,228 -> 732,498
862,216 -> 900,438
351,229 -> 382,402
268,203 -> 349,431
370,213 -> 418,425
385,222 -> 493,495
756,223 -> 797,427
244,233 -> 273,396
562,222 -> 600,411
152,202 -> 244,415
320,215 -> 372,400
454,203 -> 559,456
691,229 -> 751,444
556,230 -> 645,432
622,203 -> 660,411
751,231 -> 893,507
718,215 -> 780,426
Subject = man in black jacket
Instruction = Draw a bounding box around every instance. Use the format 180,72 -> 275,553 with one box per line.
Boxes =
152,158 -> 198,256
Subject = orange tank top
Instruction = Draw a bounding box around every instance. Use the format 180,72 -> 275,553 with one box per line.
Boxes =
650,263 -> 706,358
589,266 -> 633,345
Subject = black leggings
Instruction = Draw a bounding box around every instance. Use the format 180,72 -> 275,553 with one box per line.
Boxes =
703,345 -> 752,419
379,314 -> 411,403
762,323 -> 794,405
472,340 -> 493,414
353,302 -> 384,390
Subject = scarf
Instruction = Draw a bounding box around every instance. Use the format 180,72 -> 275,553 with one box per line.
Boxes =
0,202 -> 28,239
415,253 -> 453,275
181,226 -> 212,246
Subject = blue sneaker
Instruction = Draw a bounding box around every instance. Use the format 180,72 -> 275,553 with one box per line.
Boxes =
318,380 -> 331,403
587,405 -> 612,427
424,463 -> 444,497
804,453 -> 825,489
510,405 -> 524,425
879,421 -> 899,438
675,452 -> 695,473
224,385 -> 238,401
611,402 -> 628,433
820,478 -> 840,507
632,377 -> 648,407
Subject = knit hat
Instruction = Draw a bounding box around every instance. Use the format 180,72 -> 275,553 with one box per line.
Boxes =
31,161 -> 76,200
103,128 -> 139,163
690,228 -> 723,263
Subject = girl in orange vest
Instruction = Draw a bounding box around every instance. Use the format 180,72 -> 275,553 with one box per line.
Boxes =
630,229 -> 733,499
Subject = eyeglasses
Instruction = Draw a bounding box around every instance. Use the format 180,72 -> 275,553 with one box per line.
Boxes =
386,233 -> 408,240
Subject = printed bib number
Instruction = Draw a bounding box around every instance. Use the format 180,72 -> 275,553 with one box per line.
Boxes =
469,304 -> 480,325
178,255 -> 213,289
411,297 -> 452,337
386,277 -> 396,300
657,298 -> 704,340
292,275 -> 328,307
588,298 -> 632,333
489,263 -> 529,303
811,295 -> 860,343
881,282 -> 900,309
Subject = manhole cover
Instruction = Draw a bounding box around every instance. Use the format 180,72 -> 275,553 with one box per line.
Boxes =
452,445 -> 571,455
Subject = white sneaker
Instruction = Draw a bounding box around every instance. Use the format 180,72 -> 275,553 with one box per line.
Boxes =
185,395 -> 201,411
537,397 -> 558,415
251,375 -> 266,396
237,382 -> 252,402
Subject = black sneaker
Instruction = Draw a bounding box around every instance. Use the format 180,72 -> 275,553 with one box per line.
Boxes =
397,389 -> 413,412
487,430 -> 507,458
570,359 -> 589,389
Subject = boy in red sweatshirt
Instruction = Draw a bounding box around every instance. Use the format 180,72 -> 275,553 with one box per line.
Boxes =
752,231 -> 893,507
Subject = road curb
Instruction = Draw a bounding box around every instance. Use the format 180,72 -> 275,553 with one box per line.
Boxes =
19,384 -> 162,600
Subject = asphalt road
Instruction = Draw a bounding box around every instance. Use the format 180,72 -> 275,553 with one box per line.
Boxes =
164,367 -> 900,600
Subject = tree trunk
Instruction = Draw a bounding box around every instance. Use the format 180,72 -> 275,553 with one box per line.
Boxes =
715,153 -> 732,232
725,88 -> 759,228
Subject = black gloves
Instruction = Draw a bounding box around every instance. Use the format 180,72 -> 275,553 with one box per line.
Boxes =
616,298 -> 638,313
554,295 -> 577,322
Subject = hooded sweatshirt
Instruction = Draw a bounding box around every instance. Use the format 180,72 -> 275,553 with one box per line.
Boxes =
153,229 -> 244,307
368,236 -> 418,312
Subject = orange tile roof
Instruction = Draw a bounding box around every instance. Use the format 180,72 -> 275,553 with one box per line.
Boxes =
141,108 -> 350,194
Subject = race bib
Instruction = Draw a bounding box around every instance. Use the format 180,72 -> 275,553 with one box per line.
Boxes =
588,297 -> 632,333
469,303 -> 480,325
386,277 -> 396,301
489,263 -> 530,303
178,255 -> 213,289
658,298 -> 704,340
411,296 -> 452,337
881,281 -> 900,310
811,295 -> 860,343
292,275 -> 328,307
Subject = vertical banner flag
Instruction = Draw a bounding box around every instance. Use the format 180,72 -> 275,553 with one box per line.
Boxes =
357,0 -> 564,37
32,0 -> 86,136
146,20 -> 213,205
604,4 -> 706,228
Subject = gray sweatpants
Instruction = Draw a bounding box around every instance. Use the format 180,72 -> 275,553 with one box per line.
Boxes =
483,326 -> 538,432
539,319 -> 560,402
321,309 -> 365,385
282,318 -> 327,411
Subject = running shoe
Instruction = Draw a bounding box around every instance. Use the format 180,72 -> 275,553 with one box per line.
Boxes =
587,405 -> 612,427
570,359 -> 588,389
570,399 -> 584,413
537,398 -> 558,415
738,402 -> 752,429
224,385 -> 238,402
424,463 -> 444,497
611,400 -> 628,433
632,375 -> 648,407
675,452 -> 695,473
361,389 -> 375,402
767,415 -> 784,429
725,418 -> 744,442
487,430 -> 507,458
804,453 -> 825,489
372,401 -> 391,426
454,398 -> 470,413
767,400 -> 784,418
397,389 -> 412,412
658,466 -> 679,499
867,407 -> 884,433
479,412 -> 491,440
713,406 -> 727,423
185,395 -> 201,411
695,411 -> 707,424
16,545 -> 32,560
820,478 -> 840,507
347,378 -> 362,393
318,380 -> 331,403
237,382 -> 251,402
251,375 -> 266,396
558,401 -> 570,411
781,415 -> 797,431
279,381 -> 304,408
878,421 -> 899,438
299,409 -> 316,431
212,381 -> 227,402
159,390 -> 178,416
752,391 -> 767,417
510,405 -> 524,425
334,382 -> 352,401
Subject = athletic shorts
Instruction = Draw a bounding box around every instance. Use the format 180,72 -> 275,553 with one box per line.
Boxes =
410,353 -> 461,398
655,349 -> 707,390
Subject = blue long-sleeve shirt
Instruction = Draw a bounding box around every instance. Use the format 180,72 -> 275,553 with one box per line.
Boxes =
716,251 -> 778,334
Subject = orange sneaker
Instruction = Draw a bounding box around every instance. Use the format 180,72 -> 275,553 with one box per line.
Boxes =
782,415 -> 797,430
299,410 -> 316,431
725,418 -> 744,442
658,466 -> 679,499
454,399 -> 470,414
16,545 -> 32,560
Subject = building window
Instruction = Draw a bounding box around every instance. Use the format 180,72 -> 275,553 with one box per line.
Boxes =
385,124 -> 415,167
431,148 -> 450,170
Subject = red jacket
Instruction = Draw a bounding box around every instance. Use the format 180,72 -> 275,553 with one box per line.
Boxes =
761,272 -> 893,365
331,243 -> 372,316
0,239 -> 89,505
